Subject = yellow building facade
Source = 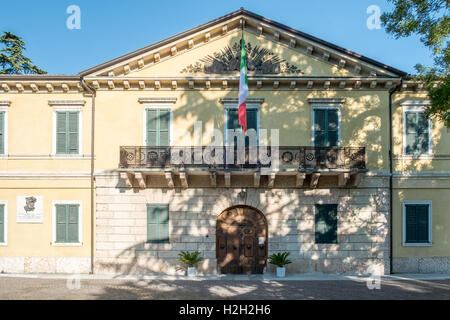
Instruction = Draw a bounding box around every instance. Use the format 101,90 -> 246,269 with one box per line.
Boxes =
0,9 -> 448,274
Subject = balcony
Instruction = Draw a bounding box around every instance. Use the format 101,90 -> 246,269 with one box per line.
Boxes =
118,146 -> 366,189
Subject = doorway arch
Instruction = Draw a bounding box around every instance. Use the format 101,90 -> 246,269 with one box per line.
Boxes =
216,205 -> 268,274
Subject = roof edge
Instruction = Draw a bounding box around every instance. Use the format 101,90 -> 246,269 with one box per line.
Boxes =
78,8 -> 407,77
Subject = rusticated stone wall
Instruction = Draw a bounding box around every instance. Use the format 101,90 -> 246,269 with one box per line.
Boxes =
94,172 -> 390,275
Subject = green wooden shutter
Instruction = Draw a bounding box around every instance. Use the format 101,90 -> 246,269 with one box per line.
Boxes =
147,205 -> 158,242
56,112 -> 79,154
406,204 -> 429,243
417,112 -> 429,154
146,109 -> 157,146
315,204 -> 338,244
327,110 -> 338,147
146,109 -> 170,146
0,204 -> 4,243
227,109 -> 239,130
55,205 -> 67,242
158,205 -> 169,243
0,112 -> 4,154
147,204 -> 169,243
314,109 -> 326,147
55,204 -> 79,243
68,112 -> 79,154
405,205 -> 417,242
56,112 -> 67,154
67,205 -> 79,243
314,109 -> 338,147
159,109 -> 170,146
416,205 -> 429,242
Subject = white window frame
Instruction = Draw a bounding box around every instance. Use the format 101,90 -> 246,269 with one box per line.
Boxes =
52,106 -> 83,157
142,104 -> 174,146
402,103 -> 433,156
311,104 -> 342,147
0,200 -> 8,246
402,200 -> 432,247
0,106 -> 8,156
223,103 -> 261,146
52,200 -> 82,246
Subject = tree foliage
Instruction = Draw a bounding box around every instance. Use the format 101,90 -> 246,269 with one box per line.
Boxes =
0,31 -> 46,74
381,0 -> 449,125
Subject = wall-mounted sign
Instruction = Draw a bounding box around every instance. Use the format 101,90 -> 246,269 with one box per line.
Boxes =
258,237 -> 265,245
17,196 -> 43,223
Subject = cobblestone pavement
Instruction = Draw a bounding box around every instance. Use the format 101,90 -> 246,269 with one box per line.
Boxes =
0,276 -> 449,300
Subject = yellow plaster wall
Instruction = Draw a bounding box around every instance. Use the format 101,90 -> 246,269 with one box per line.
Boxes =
393,187 -> 450,258
392,92 -> 450,172
0,92 -> 92,172
0,182 -> 91,257
94,89 -> 390,171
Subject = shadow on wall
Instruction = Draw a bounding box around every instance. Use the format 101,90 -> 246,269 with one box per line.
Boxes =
96,183 -> 390,276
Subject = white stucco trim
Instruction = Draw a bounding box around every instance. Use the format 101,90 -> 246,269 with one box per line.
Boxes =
402,104 -> 432,156
51,106 -> 83,157
142,103 -> 174,146
0,200 -> 8,246
402,200 -> 432,247
52,200 -> 83,247
310,103 -> 342,147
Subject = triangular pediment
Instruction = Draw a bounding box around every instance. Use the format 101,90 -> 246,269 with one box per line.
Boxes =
80,9 -> 405,78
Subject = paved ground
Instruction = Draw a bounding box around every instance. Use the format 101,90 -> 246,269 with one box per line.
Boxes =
0,274 -> 450,299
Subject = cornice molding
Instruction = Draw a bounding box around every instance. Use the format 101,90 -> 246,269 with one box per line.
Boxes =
307,98 -> 346,104
48,100 -> 86,106
138,97 -> 177,104
82,77 -> 401,91
220,97 -> 265,104
0,80 -> 83,94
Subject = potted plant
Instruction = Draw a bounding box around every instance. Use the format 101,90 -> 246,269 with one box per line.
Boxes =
177,251 -> 204,276
268,252 -> 292,277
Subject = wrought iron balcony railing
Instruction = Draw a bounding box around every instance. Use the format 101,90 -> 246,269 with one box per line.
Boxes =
119,146 -> 366,170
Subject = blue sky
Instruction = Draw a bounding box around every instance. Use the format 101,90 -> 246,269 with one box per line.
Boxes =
0,0 -> 434,75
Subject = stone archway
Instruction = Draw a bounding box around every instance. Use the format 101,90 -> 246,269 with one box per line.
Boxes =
216,205 -> 268,274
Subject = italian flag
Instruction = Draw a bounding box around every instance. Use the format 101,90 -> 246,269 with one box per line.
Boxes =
238,34 -> 248,133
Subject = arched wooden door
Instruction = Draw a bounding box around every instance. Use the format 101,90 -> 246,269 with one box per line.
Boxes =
216,206 -> 268,274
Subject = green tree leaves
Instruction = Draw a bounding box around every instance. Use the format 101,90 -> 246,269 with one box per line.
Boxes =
381,0 -> 449,125
0,31 -> 46,74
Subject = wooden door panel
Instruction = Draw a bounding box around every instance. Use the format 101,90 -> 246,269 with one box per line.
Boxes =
217,206 -> 267,274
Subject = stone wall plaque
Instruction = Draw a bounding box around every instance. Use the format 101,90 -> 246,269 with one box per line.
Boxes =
17,196 -> 43,223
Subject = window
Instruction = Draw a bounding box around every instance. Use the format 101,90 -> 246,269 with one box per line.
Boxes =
0,109 -> 7,155
0,201 -> 7,245
53,201 -> 81,245
55,111 -> 80,154
147,204 -> 169,243
402,202 -> 432,246
312,106 -> 340,147
315,204 -> 338,244
403,107 -> 431,155
224,104 -> 259,146
145,108 -> 171,146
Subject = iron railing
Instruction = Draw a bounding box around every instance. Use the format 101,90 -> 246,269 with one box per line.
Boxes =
119,146 -> 366,170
